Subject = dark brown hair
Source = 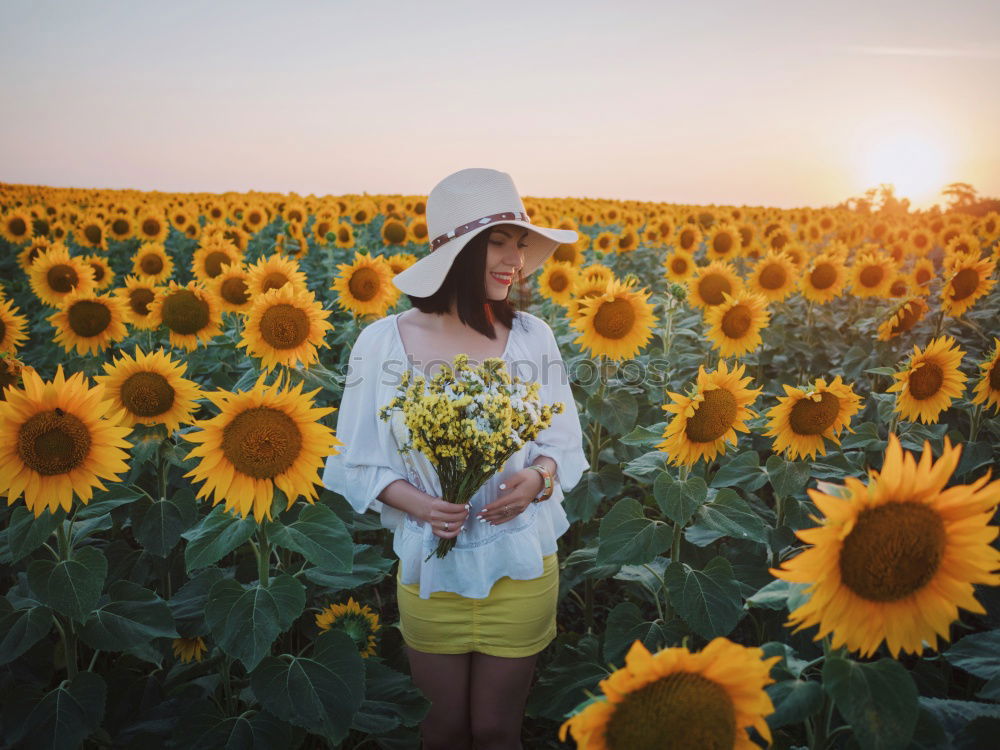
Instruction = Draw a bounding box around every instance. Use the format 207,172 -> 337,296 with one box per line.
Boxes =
405,230 -> 518,339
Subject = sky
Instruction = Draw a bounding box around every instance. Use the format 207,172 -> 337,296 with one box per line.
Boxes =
1,0 -> 998,209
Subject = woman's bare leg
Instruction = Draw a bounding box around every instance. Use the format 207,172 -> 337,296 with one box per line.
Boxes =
404,645 -> 473,750
469,651 -> 539,750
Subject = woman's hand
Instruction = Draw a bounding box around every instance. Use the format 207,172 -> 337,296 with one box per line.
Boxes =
476,469 -> 545,525
422,496 -> 470,540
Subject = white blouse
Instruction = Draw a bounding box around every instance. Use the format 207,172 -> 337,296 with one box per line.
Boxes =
321,309 -> 589,599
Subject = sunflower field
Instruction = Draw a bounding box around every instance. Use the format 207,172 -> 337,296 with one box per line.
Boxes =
1,183 -> 999,750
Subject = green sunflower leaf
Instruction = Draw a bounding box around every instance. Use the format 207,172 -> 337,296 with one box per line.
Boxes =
250,629 -> 365,744
823,654 -> 919,750
27,545 -> 107,624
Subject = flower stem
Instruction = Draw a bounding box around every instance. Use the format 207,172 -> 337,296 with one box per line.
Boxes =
969,403 -> 983,442
256,526 -> 270,587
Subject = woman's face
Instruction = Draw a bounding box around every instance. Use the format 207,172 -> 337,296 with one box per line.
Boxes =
484,225 -> 528,300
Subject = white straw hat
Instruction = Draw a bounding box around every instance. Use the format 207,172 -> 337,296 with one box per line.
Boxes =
391,168 -> 579,297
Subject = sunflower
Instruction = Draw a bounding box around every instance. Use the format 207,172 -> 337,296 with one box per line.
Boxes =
80,254 -> 115,291
192,239 -> 243,284
0,354 -> 29,400
28,243 -> 96,307
49,291 -> 129,356
571,279 -> 657,361
553,235 -> 587,265
594,231 -> 617,254
910,257 -> 935,293
1,209 -> 34,244
380,217 -> 410,247
308,216 -> 333,245
182,375 -> 343,522
219,225 -> 249,252
799,252 -> 846,304
537,261 -> 580,308
662,249 -> 695,283
849,252 -> 895,298
333,221 -> 356,249
242,204 -> 269,234
581,262 -> 614,287
887,336 -> 967,424
616,229 -> 639,253
95,346 -> 204,433
107,214 -> 134,241
771,434 -> 1000,658
559,637 -> 779,750
172,637 -> 207,664
940,254 -> 996,317
385,252 -> 417,275
876,297 -> 929,342
169,208 -> 194,233
76,214 -> 107,250
657,361 -> 760,467
246,253 -> 309,298
0,298 -> 29,354
944,232 -> 980,264
888,273 -> 911,298
407,218 -> 429,245
17,238 -> 52,272
970,338 -> 1000,413
748,251 -> 798,303
114,275 -> 161,330
131,242 -> 174,284
909,228 -> 933,256
705,223 -> 741,262
240,284 -> 333,371
687,261 -> 743,310
315,597 -> 381,659
148,280 -> 224,351
208,263 -> 252,314
0,365 -> 131,517
703,291 -> 770,358
763,377 -> 861,460
568,277 -> 613,319
136,209 -> 169,243
331,252 -> 400,317
675,223 -> 702,254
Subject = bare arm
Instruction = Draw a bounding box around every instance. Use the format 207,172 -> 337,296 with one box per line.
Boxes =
377,478 -> 469,539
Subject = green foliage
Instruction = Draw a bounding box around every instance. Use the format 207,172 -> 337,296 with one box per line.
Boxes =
205,575 -> 305,671
1,208 -> 998,748
250,630 -> 365,743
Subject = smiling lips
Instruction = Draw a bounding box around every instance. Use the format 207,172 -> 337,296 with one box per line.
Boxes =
490,271 -> 514,285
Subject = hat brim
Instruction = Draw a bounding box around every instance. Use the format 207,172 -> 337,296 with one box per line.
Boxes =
392,221 -> 578,298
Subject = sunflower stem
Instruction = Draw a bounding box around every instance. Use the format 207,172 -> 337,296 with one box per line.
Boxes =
255,526 -> 270,587
968,403 -> 982,442
589,362 -> 607,472
931,308 -> 946,339
56,519 -> 72,561
62,616 -> 78,680
220,656 -> 235,714
670,522 -> 682,566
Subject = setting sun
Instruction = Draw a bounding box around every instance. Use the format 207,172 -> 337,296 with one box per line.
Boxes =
859,132 -> 952,207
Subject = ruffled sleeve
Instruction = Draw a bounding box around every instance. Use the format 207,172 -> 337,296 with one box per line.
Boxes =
519,313 -> 589,492
322,318 -> 408,528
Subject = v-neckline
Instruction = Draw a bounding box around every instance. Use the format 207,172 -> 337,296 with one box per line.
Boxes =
391,310 -> 516,377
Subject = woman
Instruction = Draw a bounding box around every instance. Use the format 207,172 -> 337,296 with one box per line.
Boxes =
323,168 -> 588,750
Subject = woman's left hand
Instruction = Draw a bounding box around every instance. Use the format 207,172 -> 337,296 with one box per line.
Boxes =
476,469 -> 544,525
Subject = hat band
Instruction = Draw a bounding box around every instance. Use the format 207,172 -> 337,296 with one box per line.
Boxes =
429,211 -> 530,252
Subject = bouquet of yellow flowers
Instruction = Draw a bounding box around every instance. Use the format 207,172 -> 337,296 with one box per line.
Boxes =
378,354 -> 564,562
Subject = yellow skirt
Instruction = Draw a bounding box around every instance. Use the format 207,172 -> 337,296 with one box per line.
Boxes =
396,553 -> 559,658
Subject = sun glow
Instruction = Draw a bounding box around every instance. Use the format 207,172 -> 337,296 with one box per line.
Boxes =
860,131 -> 952,208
